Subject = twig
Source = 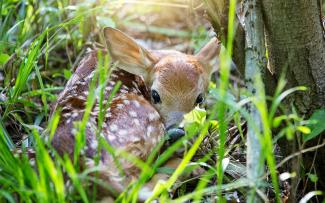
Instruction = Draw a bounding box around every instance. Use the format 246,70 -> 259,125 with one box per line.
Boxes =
276,139 -> 325,172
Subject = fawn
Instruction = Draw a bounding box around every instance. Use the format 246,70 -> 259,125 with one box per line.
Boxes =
51,27 -> 221,201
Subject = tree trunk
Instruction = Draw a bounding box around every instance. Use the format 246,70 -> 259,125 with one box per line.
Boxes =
244,0 -> 266,201
262,0 -> 325,113
261,0 -> 325,199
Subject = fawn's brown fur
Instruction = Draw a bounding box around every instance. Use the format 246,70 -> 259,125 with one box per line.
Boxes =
51,27 -> 221,201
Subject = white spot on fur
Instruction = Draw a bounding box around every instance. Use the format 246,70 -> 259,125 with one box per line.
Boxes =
77,95 -> 86,100
146,125 -> 154,137
63,112 -> 71,117
118,129 -> 128,136
120,89 -> 128,93
105,86 -> 112,91
117,104 -> 124,109
133,100 -> 140,107
90,139 -> 98,149
111,74 -> 118,78
129,111 -> 137,118
71,112 -> 79,118
105,112 -> 112,118
108,134 -> 115,141
148,112 -> 159,121
110,124 -> 118,132
134,119 -> 140,126
123,99 -> 130,105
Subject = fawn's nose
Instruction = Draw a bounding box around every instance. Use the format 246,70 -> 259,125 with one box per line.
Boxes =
165,111 -> 185,130
165,111 -> 186,143
166,127 -> 185,143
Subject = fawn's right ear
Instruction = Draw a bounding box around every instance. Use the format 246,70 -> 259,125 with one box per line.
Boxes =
103,27 -> 157,80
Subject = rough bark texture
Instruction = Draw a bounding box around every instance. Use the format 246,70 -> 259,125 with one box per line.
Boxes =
262,0 -> 325,113
205,0 -> 276,96
261,0 -> 325,199
244,0 -> 266,202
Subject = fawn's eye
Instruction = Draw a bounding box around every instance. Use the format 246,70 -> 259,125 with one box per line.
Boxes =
151,90 -> 161,104
195,94 -> 204,105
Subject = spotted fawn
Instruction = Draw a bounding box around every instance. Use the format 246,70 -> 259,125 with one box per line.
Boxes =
51,27 -> 221,201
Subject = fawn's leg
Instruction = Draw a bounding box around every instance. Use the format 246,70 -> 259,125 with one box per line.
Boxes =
138,157 -> 205,201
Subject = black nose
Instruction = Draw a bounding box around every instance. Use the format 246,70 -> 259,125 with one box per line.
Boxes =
166,127 -> 185,143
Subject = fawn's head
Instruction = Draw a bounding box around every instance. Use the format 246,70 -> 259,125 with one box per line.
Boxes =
104,28 -> 221,129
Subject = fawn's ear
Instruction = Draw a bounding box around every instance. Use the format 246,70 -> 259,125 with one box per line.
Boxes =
195,37 -> 221,75
103,27 -> 157,80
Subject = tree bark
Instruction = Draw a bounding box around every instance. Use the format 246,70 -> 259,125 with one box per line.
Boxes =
262,0 -> 325,113
244,0 -> 266,201
205,0 -> 277,96
261,0 -> 325,199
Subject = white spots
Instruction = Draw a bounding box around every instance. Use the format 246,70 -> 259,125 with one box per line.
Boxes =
62,106 -> 71,111
105,112 -> 112,118
109,81 -> 115,86
70,85 -> 77,90
111,74 -> 118,78
93,106 -> 100,112
120,89 -> 128,94
109,124 -> 118,132
146,125 -> 154,137
85,71 -> 95,80
129,135 -> 141,142
117,103 -> 124,109
66,118 -> 71,124
105,86 -> 112,91
63,112 -> 71,118
129,111 -> 137,118
90,139 -> 98,149
148,112 -> 160,121
107,134 -> 116,141
90,111 -> 99,117
132,100 -> 140,108
121,85 -> 129,90
132,88 -> 139,94
83,90 -> 89,96
71,112 -> 79,118
85,158 -> 95,168
118,129 -> 128,136
77,95 -> 86,101
102,100 -> 108,105
133,119 -> 140,126
102,122 -> 107,128
123,99 -> 130,105
119,72 -> 125,76
76,80 -> 87,86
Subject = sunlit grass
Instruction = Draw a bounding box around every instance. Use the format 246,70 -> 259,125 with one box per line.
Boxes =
0,0 -> 323,202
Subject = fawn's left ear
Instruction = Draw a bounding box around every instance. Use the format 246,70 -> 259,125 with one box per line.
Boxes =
195,37 -> 221,75
103,27 -> 157,81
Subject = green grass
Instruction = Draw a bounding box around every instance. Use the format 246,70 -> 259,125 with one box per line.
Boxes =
1,0 -> 324,202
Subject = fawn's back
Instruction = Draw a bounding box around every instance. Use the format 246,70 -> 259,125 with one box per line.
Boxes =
51,27 -> 221,200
